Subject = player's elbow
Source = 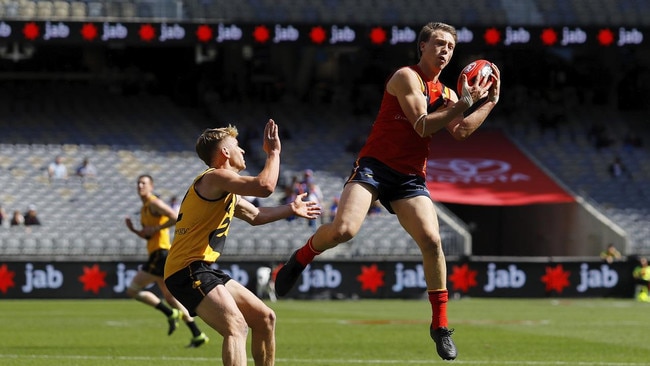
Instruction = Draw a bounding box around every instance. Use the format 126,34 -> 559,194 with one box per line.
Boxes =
260,185 -> 275,197
253,184 -> 275,198
451,130 -> 471,141
253,178 -> 277,197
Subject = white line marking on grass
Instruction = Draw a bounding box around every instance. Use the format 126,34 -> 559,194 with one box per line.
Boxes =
0,354 -> 647,365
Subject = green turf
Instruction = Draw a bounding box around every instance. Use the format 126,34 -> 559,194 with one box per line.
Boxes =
1,298 -> 649,365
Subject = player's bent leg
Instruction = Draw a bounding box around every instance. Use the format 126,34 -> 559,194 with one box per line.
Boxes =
158,278 -> 208,345
187,332 -> 210,348
126,271 -> 159,304
393,196 -> 456,360
126,271 -> 182,335
393,197 -> 446,287
276,183 -> 375,296
155,277 -> 188,336
196,285 -> 249,366
227,280 -> 276,366
274,250 -> 305,297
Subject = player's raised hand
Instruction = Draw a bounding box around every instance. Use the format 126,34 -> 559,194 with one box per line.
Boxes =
263,119 -> 281,155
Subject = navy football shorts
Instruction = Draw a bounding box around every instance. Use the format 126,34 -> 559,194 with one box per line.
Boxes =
347,157 -> 431,214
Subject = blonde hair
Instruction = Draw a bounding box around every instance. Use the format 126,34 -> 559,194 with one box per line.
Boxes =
195,125 -> 239,166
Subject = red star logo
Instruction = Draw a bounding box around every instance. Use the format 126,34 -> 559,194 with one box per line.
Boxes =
23,22 -> 40,40
196,24 -> 213,42
369,27 -> 387,45
309,26 -> 327,44
0,264 -> 16,294
80,23 -> 98,41
483,27 -> 501,46
139,24 -> 156,42
540,28 -> 557,46
448,263 -> 478,293
78,264 -> 107,294
356,264 -> 384,293
253,25 -> 270,43
597,29 -> 615,46
541,264 -> 571,293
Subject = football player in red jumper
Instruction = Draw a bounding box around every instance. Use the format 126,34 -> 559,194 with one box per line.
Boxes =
275,22 -> 500,361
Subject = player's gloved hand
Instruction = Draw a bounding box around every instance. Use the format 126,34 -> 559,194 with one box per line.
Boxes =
488,63 -> 501,104
458,74 -> 474,108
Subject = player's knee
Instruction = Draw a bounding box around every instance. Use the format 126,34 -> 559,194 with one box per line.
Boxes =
252,307 -> 276,332
125,284 -> 141,298
416,235 -> 443,254
225,316 -> 250,339
332,224 -> 357,243
264,308 -> 276,329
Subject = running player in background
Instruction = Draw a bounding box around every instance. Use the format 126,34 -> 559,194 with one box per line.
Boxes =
125,174 -> 209,348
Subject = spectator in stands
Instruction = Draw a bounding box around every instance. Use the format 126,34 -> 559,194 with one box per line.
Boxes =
274,22 -> 500,362
163,120 -> 321,366
0,204 -> 7,227
168,195 -> 181,242
328,195 -> 340,223
124,174 -> 209,348
23,205 -> 41,226
169,195 -> 181,215
633,256 -> 650,302
608,156 -> 631,179
290,174 -> 304,198
623,130 -> 643,151
587,122 -> 615,151
47,155 -> 68,182
599,243 -> 622,264
302,169 -> 314,184
10,210 -> 24,226
281,179 -> 298,222
301,171 -> 323,229
75,157 -> 97,180
305,181 -> 323,228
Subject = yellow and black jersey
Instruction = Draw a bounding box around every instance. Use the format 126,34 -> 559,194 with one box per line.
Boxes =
142,193 -> 172,254
164,168 -> 237,279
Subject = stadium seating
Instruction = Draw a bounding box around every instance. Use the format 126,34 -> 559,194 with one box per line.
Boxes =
502,102 -> 650,254
1,81 -> 649,260
0,81 -> 470,261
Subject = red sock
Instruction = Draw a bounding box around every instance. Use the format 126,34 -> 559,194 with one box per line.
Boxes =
295,236 -> 321,266
428,289 -> 449,329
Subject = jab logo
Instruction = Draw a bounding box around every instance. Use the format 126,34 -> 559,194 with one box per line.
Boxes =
576,263 -> 618,292
113,263 -> 138,293
483,263 -> 526,292
297,264 -> 342,292
22,263 -> 63,292
456,27 -> 473,43
427,158 -> 530,184
392,263 -> 426,291
0,22 -> 11,38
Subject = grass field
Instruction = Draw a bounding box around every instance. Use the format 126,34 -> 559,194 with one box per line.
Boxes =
1,297 -> 649,365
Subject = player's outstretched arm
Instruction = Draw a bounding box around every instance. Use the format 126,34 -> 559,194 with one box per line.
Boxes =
235,193 -> 321,226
